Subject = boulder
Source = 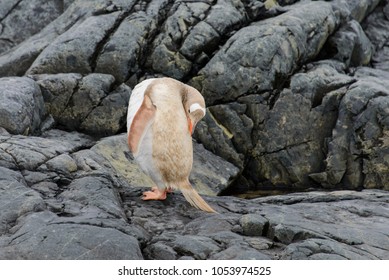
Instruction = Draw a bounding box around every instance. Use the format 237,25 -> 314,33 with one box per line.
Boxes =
33,73 -> 131,136
0,0 -> 67,54
311,70 -> 389,190
0,77 -> 46,135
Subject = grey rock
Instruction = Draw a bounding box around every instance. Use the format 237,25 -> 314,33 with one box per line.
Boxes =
191,142 -> 240,195
281,238 -> 373,260
0,131 -> 92,170
144,242 -> 178,260
363,0 -> 389,71
311,70 -> 389,190
239,214 -> 268,237
0,0 -> 110,77
190,1 -> 340,105
27,12 -> 123,75
0,129 -> 389,260
0,77 -> 45,135
146,0 -> 247,79
124,186 -> 389,260
0,212 -> 142,260
95,0 -> 169,83
78,82 -> 131,136
171,235 -> 220,259
324,20 -> 373,67
0,0 -> 65,54
0,167 -> 45,235
210,245 -> 271,260
193,110 -> 245,169
33,73 -> 130,136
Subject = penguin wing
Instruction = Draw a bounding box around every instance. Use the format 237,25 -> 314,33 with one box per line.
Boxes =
128,94 -> 155,154
127,78 -> 156,132
127,79 -> 157,154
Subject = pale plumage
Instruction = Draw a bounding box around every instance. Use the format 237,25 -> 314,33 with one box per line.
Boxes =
127,77 -> 216,213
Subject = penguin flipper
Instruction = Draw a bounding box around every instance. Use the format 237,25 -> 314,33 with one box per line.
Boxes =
128,94 -> 156,154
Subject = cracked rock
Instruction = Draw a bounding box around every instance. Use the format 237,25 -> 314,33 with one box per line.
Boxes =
0,77 -> 46,135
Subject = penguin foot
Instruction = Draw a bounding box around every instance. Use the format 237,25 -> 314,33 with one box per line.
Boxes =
142,186 -> 167,200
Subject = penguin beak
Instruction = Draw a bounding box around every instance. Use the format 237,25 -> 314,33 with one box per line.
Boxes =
188,118 -> 194,135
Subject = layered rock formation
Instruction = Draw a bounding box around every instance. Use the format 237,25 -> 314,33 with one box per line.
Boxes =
0,0 -> 388,259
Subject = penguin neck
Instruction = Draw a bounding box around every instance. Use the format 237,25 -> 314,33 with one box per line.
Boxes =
150,87 -> 184,113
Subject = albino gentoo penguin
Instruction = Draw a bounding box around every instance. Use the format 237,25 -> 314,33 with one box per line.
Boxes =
127,77 -> 216,213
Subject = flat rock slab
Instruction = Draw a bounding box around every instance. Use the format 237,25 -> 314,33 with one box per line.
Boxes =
122,187 -> 389,260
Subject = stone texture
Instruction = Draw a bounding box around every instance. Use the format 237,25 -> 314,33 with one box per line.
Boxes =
32,73 -> 131,136
0,130 -> 388,259
0,0 -> 67,55
0,77 -> 46,135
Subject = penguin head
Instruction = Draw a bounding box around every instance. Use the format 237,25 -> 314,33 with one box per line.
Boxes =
183,87 -> 206,134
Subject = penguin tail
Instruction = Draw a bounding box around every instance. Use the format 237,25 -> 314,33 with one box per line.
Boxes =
179,180 -> 218,213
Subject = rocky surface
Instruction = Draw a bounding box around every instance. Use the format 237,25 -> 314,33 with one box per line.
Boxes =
0,133 -> 388,259
1,0 -> 389,259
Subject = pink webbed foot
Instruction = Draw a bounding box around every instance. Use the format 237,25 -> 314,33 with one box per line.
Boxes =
142,186 -> 168,200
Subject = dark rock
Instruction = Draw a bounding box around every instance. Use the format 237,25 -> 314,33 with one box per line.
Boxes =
95,0 -> 169,83
27,12 -> 123,75
190,1 -> 340,105
0,130 -> 92,170
146,0 -> 247,80
323,20 -> 373,67
311,70 -> 389,190
123,186 -> 389,260
193,110 -> 245,169
0,212 -> 142,259
239,214 -> 268,236
363,0 -> 389,71
0,0 -> 65,54
210,245 -> 271,260
0,167 -> 45,235
0,129 -> 389,259
0,77 -> 46,135
0,0 -> 111,77
33,73 -> 130,136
